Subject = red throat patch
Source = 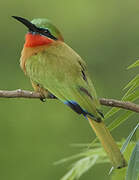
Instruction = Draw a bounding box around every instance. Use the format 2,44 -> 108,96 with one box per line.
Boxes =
24,33 -> 54,47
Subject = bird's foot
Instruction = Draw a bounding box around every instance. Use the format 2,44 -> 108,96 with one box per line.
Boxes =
40,95 -> 46,102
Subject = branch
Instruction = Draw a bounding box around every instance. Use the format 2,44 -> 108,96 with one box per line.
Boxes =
99,98 -> 139,113
0,89 -> 139,113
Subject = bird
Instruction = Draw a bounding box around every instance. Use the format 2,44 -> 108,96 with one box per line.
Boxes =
12,16 -> 126,169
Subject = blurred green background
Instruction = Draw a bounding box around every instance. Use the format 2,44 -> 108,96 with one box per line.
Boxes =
0,0 -> 138,179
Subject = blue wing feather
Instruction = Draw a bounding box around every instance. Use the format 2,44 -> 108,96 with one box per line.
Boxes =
64,100 -> 101,122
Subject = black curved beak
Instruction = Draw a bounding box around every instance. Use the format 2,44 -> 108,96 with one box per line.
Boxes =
12,16 -> 58,40
12,16 -> 37,32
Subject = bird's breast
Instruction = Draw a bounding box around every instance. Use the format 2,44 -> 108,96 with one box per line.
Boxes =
20,45 -> 49,73
25,33 -> 54,47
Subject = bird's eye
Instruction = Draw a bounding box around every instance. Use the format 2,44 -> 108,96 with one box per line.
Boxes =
37,28 -> 49,34
44,29 -> 51,35
40,28 -> 50,34
37,27 -> 57,40
44,29 -> 49,33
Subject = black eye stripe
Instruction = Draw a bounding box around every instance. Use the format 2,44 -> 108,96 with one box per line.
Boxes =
38,27 -> 49,32
37,28 -> 51,35
36,27 -> 57,40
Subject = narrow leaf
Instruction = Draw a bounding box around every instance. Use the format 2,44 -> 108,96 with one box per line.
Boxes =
104,107 -> 120,119
108,111 -> 134,131
122,89 -> 139,102
123,74 -> 139,90
127,60 -> 139,69
123,82 -> 139,100
121,123 -> 139,153
126,141 -> 139,180
109,124 -> 139,175
61,156 -> 98,180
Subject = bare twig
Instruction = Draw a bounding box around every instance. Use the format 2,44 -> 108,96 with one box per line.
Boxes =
0,89 -> 139,113
0,89 -> 41,99
100,98 -> 139,113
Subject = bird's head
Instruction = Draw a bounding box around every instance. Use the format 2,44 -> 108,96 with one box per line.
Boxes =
12,16 -> 64,47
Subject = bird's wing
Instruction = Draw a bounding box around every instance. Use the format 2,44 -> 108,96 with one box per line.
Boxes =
25,42 -> 101,119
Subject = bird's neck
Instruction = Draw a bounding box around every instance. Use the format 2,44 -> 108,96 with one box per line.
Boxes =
24,33 -> 54,47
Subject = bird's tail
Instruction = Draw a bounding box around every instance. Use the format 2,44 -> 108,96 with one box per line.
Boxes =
87,116 -> 127,169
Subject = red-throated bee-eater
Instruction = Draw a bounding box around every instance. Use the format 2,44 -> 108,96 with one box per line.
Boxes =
12,16 -> 126,168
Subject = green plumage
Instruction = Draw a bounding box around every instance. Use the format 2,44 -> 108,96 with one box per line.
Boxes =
13,17 -> 126,168
31,18 -> 63,40
25,42 -> 101,120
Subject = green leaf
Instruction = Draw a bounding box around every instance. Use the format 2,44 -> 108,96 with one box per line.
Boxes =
126,141 -> 139,180
105,88 -> 139,122
104,107 -> 120,119
127,60 -> 139,69
61,156 -> 98,180
111,167 -> 126,180
105,62 -> 139,122
123,74 -> 139,90
104,88 -> 139,124
121,123 -> 139,153
108,111 -> 134,131
104,89 -> 139,123
54,153 -> 85,165
109,124 -> 139,175
55,143 -> 101,165
122,89 -> 139,102
136,128 -> 139,140
111,142 -> 136,180
59,144 -> 109,180
123,82 -> 139,100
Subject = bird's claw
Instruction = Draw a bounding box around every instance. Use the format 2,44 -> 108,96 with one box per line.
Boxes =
40,96 -> 46,102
